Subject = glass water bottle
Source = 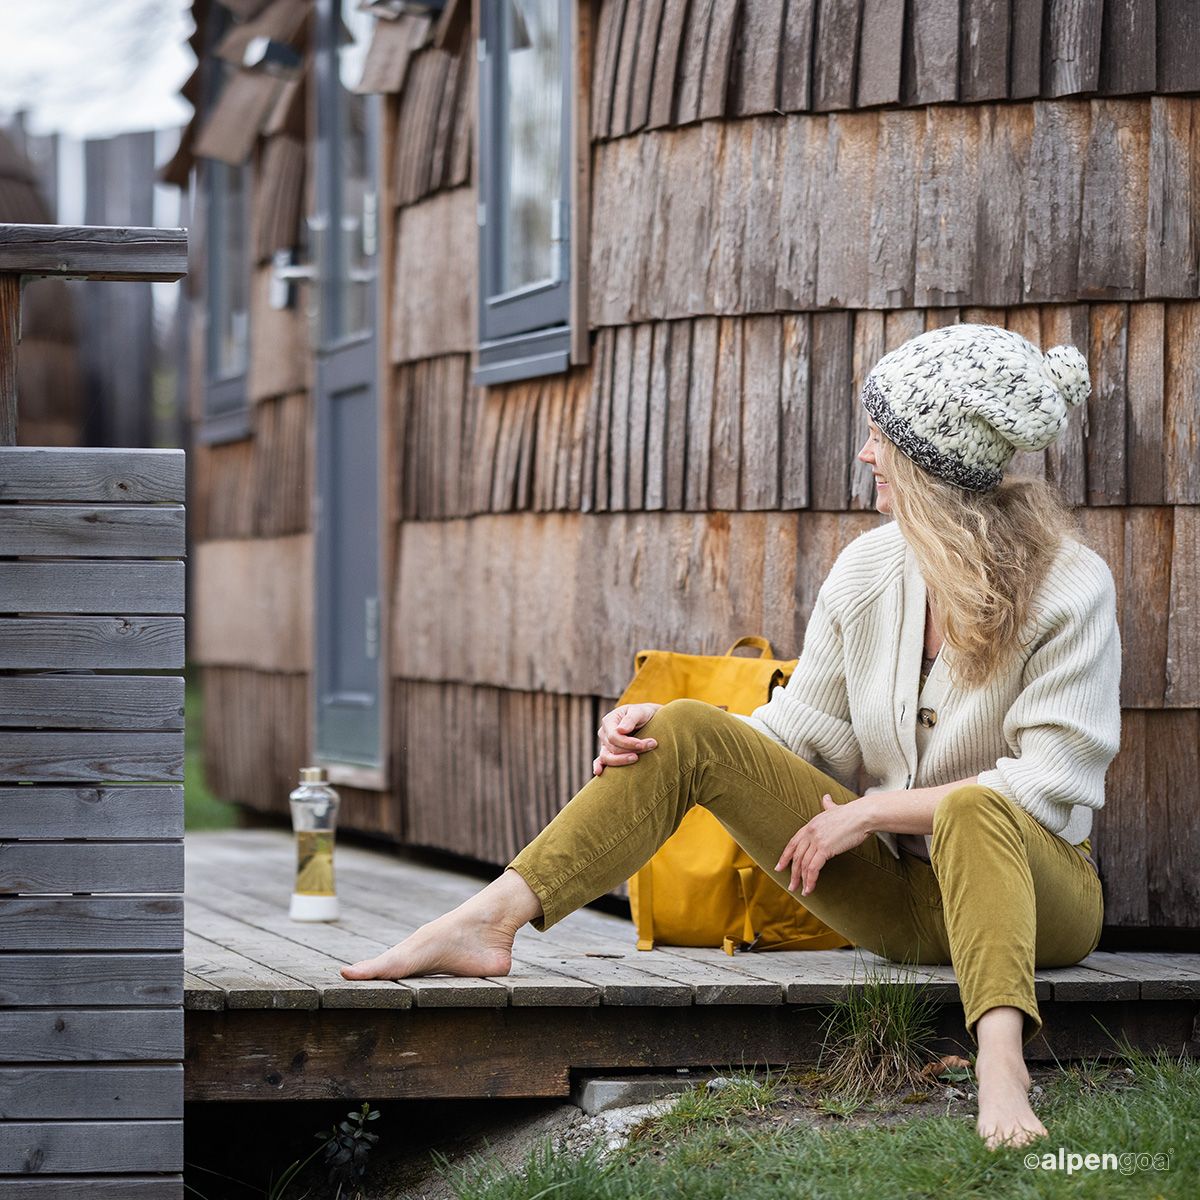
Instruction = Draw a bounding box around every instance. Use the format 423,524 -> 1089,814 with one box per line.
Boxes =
288,766 -> 341,921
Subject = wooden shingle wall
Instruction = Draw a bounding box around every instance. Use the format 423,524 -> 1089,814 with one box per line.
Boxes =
0,448 -> 185,1197
187,1 -> 1200,931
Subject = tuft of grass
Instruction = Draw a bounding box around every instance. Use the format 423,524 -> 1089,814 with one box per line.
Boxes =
816,955 -> 941,1095
626,1068 -> 783,1144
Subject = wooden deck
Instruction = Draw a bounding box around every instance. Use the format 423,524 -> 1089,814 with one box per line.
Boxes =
184,830 -> 1200,1101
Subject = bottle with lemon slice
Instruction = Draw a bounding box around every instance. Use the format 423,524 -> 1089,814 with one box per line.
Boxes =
288,766 -> 341,921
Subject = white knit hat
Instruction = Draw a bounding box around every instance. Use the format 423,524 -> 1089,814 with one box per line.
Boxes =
859,323 -> 1091,492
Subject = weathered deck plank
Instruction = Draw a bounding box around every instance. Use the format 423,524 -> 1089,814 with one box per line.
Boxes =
183,831 -> 1200,1100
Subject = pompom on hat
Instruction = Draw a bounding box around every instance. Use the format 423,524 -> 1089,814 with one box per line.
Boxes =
859,323 -> 1091,492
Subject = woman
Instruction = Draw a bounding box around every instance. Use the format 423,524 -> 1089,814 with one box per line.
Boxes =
342,323 -> 1122,1150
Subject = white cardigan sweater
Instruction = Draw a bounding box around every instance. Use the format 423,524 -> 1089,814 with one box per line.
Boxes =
733,520 -> 1122,860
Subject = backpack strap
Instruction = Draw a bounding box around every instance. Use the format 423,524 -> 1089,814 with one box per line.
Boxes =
634,862 -> 656,951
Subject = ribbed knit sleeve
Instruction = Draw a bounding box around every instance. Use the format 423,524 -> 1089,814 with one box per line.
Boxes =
730,579 -> 863,790
975,553 -> 1123,836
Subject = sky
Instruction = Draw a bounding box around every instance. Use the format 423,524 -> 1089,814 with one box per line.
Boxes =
0,0 -> 195,138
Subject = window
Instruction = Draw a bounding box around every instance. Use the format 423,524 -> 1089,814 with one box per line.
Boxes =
476,0 -> 574,385
200,15 -> 253,441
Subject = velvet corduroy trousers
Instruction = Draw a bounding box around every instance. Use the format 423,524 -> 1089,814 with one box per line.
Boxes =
506,699 -> 1104,1046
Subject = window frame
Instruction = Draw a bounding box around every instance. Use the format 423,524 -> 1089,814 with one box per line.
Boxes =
198,9 -> 254,444
475,0 -> 574,386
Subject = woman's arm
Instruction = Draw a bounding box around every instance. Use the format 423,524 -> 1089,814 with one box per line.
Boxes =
856,773 -> 980,836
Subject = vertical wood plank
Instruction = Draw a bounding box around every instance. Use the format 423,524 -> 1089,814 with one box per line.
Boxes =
866,110 -> 921,308
914,107 -> 979,308
1022,100 -> 1090,303
959,0 -> 1009,101
664,319 -> 691,510
776,114 -> 823,309
1120,506 -> 1171,708
780,0 -> 816,111
1144,97 -> 1200,299
1094,708 -> 1147,925
1100,0 -> 1156,94
676,0 -> 715,124
644,322 -> 670,510
609,325 -> 633,510
685,317 -> 718,509
740,316 -> 782,510
856,0 -> 904,106
809,312 -> 854,510
812,0 -> 862,110
816,112 -> 877,309
1126,302 -> 1165,505
698,0 -> 740,120
1039,304 -> 1090,506
648,0 -> 690,128
903,0 -> 959,105
849,311 -> 886,509
975,105 -> 1034,307
709,317 -> 742,510
628,0 -> 667,131
1009,0 -> 1044,98
1078,100 -> 1149,300
1085,304 -> 1128,505
1043,0 -> 1103,96
733,0 -> 786,116
1165,505 -> 1200,706
1155,0 -> 1200,92
627,323 -> 653,509
1152,709 -> 1200,926
1163,303 -> 1200,504
611,0 -> 647,137
779,314 -> 811,509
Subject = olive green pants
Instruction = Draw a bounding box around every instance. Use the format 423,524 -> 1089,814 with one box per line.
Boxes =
507,698 -> 1104,1047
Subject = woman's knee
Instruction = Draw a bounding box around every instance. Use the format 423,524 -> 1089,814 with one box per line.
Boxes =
932,783 -> 1014,836
642,698 -> 728,752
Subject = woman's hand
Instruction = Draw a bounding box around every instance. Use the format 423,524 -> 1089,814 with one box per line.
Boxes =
593,702 -> 662,775
775,794 -> 871,896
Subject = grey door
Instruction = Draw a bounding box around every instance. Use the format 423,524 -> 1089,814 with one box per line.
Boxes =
313,0 -> 383,771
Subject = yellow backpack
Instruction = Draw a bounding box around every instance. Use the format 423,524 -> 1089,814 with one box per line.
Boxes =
619,637 -> 853,956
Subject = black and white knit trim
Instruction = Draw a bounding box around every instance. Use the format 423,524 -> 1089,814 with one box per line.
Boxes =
860,375 -> 1003,493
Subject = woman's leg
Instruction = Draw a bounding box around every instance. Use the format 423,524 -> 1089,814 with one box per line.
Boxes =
343,698 -> 936,978
926,783 -> 1104,1147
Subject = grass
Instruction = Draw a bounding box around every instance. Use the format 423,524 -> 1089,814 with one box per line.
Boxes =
439,1048 -> 1196,1199
815,954 -> 941,1095
184,670 -> 239,831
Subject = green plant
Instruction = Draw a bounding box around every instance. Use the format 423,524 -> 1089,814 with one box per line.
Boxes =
626,1067 -> 784,1144
817,956 -> 940,1095
315,1101 -> 381,1198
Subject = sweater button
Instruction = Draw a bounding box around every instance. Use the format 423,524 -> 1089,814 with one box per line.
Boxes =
917,707 -> 937,728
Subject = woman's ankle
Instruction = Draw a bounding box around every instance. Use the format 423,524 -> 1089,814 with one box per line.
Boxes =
464,867 -> 543,931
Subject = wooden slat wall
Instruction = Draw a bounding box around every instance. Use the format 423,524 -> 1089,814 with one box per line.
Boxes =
589,0 -> 1192,131
0,448 -> 184,1195
183,0 -> 1200,929
390,303 -> 1200,520
589,99 -> 1200,325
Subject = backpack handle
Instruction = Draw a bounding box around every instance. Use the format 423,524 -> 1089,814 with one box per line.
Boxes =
725,635 -> 773,659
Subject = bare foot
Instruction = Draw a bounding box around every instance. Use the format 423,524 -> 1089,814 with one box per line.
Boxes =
975,1048 -> 1047,1149
339,869 -> 541,981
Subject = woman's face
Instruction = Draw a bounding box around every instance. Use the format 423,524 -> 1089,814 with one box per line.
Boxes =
856,419 -> 893,514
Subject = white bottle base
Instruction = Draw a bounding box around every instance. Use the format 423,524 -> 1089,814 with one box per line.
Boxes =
290,893 -> 340,921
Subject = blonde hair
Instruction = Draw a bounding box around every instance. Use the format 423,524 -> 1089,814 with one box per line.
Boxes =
878,432 -> 1080,691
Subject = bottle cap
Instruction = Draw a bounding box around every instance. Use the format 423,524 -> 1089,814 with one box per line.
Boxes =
299,766 -> 328,784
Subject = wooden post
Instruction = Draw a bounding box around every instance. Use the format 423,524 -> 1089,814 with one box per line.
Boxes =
0,273 -> 18,446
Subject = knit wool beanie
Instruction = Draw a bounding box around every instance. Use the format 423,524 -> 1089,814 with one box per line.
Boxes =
859,323 -> 1091,492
